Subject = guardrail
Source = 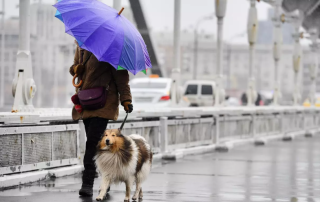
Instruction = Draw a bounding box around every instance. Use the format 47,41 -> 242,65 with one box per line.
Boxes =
1,106 -> 319,175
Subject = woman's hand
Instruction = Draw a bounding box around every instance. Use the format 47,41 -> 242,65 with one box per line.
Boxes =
123,101 -> 133,113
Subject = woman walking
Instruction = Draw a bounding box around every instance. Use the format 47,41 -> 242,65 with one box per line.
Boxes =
69,42 -> 133,197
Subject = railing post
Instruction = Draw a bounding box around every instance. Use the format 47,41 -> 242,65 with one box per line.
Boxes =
211,116 -> 215,144
252,113 -> 256,138
281,112 -> 285,135
303,110 -> 306,132
214,114 -> 220,144
160,117 -> 168,153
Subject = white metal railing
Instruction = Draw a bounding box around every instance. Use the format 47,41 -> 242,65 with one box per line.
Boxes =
0,106 -> 320,176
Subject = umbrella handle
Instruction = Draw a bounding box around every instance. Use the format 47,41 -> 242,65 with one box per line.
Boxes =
72,74 -> 83,88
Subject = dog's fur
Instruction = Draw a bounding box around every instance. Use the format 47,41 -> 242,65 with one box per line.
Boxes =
95,129 -> 153,201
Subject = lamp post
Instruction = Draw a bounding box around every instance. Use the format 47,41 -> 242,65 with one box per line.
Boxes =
309,28 -> 319,106
11,0 -> 36,112
288,11 -> 303,106
171,0 -> 181,105
271,0 -> 284,106
247,0 -> 258,106
277,9 -> 303,106
0,0 -> 4,108
214,0 -> 227,107
193,14 -> 214,80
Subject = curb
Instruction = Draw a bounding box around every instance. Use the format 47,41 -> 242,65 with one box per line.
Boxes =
162,145 -> 216,160
0,165 -> 83,190
162,129 -> 320,160
254,134 -> 284,145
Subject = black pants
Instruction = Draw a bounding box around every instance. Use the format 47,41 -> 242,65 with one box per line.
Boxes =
83,117 -> 109,172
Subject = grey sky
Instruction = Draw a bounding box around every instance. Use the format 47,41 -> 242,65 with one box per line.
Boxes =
3,0 -> 272,41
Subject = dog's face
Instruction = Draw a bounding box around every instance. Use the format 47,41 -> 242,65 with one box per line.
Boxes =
98,129 -> 121,150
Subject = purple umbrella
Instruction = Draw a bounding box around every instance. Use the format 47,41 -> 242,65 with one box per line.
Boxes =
53,0 -> 152,75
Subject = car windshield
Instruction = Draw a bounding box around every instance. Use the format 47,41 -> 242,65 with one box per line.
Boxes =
131,82 -> 167,89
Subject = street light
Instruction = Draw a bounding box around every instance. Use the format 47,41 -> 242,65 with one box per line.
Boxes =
215,0 -> 227,107
309,28 -> 319,106
0,0 -> 4,108
12,0 -> 36,113
192,14 -> 214,80
171,0 -> 181,106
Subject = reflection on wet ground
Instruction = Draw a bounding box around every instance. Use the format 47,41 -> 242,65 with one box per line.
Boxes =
1,136 -> 320,202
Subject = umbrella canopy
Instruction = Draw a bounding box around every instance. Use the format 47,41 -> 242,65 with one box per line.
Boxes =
53,0 -> 152,75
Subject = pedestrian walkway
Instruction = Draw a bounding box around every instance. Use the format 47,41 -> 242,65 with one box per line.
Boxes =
1,136 -> 320,202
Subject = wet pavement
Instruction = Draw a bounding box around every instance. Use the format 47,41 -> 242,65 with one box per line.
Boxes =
1,136 -> 320,202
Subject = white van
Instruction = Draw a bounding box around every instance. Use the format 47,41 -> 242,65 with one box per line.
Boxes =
182,80 -> 224,107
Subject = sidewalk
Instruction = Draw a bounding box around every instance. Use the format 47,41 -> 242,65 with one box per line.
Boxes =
1,135 -> 320,202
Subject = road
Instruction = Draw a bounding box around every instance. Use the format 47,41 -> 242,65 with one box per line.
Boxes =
1,136 -> 320,202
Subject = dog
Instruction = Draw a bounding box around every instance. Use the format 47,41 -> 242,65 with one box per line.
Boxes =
95,129 -> 153,201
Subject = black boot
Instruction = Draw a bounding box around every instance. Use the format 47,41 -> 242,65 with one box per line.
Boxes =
79,170 -> 95,197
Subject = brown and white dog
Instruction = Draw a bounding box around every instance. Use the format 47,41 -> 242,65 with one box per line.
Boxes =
95,129 -> 153,201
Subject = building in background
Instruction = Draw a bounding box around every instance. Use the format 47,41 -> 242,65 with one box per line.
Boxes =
153,31 -> 301,101
0,4 -> 318,108
152,8 -> 319,104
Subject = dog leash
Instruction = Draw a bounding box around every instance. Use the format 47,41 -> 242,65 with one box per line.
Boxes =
119,113 -> 128,130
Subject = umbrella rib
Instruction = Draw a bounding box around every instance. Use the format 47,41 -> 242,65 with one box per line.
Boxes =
122,18 -> 152,69
57,6 -> 112,36
65,15 -> 101,33
80,17 -> 117,51
139,36 -> 152,68
55,0 -> 116,19
121,41 -> 135,72
56,6 -> 106,15
132,25 -> 151,69
122,19 -> 137,72
97,19 -> 124,63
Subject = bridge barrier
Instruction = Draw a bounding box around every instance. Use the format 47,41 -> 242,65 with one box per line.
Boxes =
0,106 -> 320,176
